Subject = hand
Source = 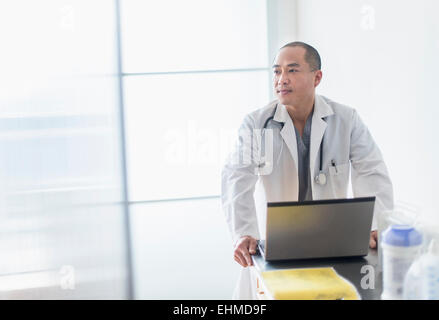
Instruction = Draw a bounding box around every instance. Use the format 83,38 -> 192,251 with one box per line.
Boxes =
233,236 -> 258,267
369,230 -> 378,249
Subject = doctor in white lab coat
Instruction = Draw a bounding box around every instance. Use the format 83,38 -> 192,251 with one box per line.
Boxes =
221,42 -> 394,299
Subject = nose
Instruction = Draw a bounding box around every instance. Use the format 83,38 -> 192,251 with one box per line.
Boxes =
277,70 -> 290,86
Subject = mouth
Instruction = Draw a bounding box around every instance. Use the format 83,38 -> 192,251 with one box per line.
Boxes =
277,89 -> 293,96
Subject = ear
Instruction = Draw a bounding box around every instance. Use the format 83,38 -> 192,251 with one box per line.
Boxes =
314,70 -> 323,87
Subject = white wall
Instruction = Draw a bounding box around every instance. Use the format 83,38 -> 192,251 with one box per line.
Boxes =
290,0 -> 439,225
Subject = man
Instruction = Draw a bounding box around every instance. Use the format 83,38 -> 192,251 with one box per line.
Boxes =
221,42 -> 393,298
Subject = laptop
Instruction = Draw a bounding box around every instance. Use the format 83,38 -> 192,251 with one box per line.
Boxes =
258,197 -> 375,261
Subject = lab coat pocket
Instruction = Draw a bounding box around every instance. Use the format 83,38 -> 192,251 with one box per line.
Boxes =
328,162 -> 350,198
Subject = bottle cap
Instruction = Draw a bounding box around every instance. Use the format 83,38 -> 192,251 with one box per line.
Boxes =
382,225 -> 423,247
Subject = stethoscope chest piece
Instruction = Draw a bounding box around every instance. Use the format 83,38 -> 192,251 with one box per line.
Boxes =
315,172 -> 327,186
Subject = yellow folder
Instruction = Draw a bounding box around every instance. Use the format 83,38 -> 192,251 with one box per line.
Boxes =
261,267 -> 360,300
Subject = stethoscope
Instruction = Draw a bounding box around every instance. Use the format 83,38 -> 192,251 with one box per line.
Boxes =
260,104 -> 327,185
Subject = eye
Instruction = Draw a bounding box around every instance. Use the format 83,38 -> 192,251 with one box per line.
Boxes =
273,70 -> 280,75
289,69 -> 298,73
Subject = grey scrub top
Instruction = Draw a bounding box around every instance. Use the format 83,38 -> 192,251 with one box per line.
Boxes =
293,109 -> 314,202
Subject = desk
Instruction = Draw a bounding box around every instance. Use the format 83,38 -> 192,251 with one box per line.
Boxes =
251,249 -> 382,300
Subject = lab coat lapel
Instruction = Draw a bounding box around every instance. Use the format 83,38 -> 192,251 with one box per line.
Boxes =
274,104 -> 299,169
310,95 -> 334,180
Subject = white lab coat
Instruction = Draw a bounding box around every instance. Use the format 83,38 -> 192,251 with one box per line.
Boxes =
221,94 -> 394,299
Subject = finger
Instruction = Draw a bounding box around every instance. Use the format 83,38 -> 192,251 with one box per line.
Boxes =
234,251 -> 247,267
234,254 -> 244,267
370,231 -> 378,248
240,248 -> 253,267
234,255 -> 244,267
249,239 -> 257,255
374,231 -> 379,247
372,231 -> 378,241
369,237 -> 377,249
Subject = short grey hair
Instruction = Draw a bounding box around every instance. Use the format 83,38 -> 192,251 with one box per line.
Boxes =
280,41 -> 321,71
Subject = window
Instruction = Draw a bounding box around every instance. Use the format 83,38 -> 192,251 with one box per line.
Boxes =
121,0 -> 270,201
0,0 -> 130,298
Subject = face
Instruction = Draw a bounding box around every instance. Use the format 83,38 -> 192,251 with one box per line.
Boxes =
272,46 -> 322,107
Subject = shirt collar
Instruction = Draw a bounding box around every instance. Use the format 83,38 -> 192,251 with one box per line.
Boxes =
273,94 -> 334,123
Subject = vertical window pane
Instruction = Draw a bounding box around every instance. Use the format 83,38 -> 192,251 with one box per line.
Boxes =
0,0 -> 130,299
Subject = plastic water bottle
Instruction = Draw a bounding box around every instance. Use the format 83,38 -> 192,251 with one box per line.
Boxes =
377,207 -> 419,275
421,239 -> 439,299
403,253 -> 424,299
404,238 -> 439,299
381,225 -> 423,300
